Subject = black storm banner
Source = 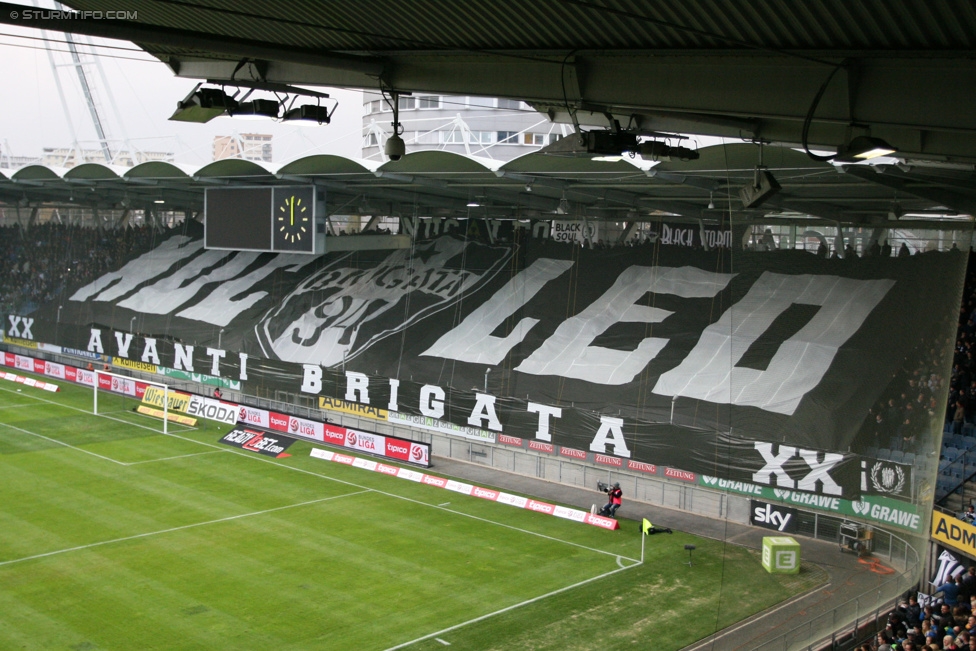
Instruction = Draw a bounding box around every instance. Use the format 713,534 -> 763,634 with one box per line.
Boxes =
21,224 -> 967,500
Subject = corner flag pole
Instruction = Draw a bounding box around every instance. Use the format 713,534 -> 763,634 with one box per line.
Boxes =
641,526 -> 646,564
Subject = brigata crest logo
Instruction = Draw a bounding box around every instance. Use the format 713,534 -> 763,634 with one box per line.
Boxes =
852,500 -> 872,515
255,237 -> 509,367
869,462 -> 906,495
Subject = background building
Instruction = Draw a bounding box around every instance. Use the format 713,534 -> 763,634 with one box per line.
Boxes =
213,133 -> 273,162
361,92 -> 572,161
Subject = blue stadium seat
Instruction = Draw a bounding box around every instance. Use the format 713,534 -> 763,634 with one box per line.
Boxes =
877,448 -> 891,460
945,447 -> 962,462
866,446 -> 879,459
902,452 -> 916,466
890,450 -> 905,463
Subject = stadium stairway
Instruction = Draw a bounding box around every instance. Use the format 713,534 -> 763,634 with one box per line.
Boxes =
429,455 -> 895,651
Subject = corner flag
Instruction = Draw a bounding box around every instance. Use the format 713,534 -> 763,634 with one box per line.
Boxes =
642,518 -> 653,535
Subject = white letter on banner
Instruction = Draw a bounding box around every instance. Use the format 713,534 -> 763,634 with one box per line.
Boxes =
301,364 -> 322,393
467,394 -> 502,432
652,272 -> 895,415
174,344 -> 194,371
388,379 -> 399,412
206,348 -> 225,376
141,338 -> 160,365
589,416 -> 631,458
19,317 -> 32,339
420,385 -> 445,419
752,443 -> 796,488
421,258 -> 573,364
345,372 -> 370,404
516,266 -> 735,385
527,402 -> 562,441
238,352 -> 248,381
797,449 -> 843,496
87,328 -> 104,354
114,332 -> 132,358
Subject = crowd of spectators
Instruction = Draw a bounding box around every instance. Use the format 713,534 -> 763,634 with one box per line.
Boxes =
945,259 -> 976,439
861,330 -> 951,455
857,574 -> 976,650
0,223 -> 164,315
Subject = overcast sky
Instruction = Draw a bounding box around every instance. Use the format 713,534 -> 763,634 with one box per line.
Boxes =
0,19 -> 364,165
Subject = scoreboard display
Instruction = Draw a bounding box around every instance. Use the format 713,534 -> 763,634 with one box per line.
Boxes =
205,186 -> 317,253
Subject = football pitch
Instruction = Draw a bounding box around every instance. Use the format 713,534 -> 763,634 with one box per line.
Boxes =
0,375 -> 826,650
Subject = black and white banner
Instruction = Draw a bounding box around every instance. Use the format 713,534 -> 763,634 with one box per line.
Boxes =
932,548 -> 967,586
20,224 -> 966,500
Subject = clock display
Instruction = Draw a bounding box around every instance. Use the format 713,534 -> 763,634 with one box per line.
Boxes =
205,185 -> 317,253
271,186 -> 316,252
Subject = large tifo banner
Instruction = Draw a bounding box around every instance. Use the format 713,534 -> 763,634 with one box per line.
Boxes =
18,226 -> 967,503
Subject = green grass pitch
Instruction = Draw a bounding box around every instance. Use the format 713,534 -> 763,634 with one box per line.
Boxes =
0,374 -> 825,650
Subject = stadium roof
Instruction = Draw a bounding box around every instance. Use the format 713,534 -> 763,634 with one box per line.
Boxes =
3,0 -> 975,164
1,145 -> 972,228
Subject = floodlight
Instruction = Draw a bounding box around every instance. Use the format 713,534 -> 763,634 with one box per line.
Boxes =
638,141 -> 700,161
232,99 -> 281,119
556,192 -> 570,215
539,130 -> 638,158
282,104 -> 332,124
170,87 -> 238,123
834,136 -> 897,162
738,167 -> 781,208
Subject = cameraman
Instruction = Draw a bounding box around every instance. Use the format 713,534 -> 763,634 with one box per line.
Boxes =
601,482 -> 623,518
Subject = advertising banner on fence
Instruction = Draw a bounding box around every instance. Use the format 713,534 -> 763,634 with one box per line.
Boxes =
310,447 -> 618,530
220,429 -> 295,458
750,500 -> 798,533
932,511 -> 976,557
234,401 -> 431,467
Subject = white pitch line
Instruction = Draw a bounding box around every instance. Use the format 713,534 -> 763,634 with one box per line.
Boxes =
0,420 -> 127,465
383,561 -> 641,651
0,417 -> 213,467
0,489 -> 372,568
0,403 -> 35,410
124,451 -> 221,466
0,386 -> 638,563
435,639 -> 451,646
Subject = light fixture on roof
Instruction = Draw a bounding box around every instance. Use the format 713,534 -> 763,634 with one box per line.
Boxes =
638,140 -> 700,162
556,191 -> 570,215
154,199 -> 166,204
539,127 -> 699,162
170,86 -> 238,123
833,136 -> 897,162
282,104 -> 332,124
232,98 -> 281,119
707,192 -> 715,210
738,142 -> 781,209
739,167 -> 780,208
171,76 -> 335,124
